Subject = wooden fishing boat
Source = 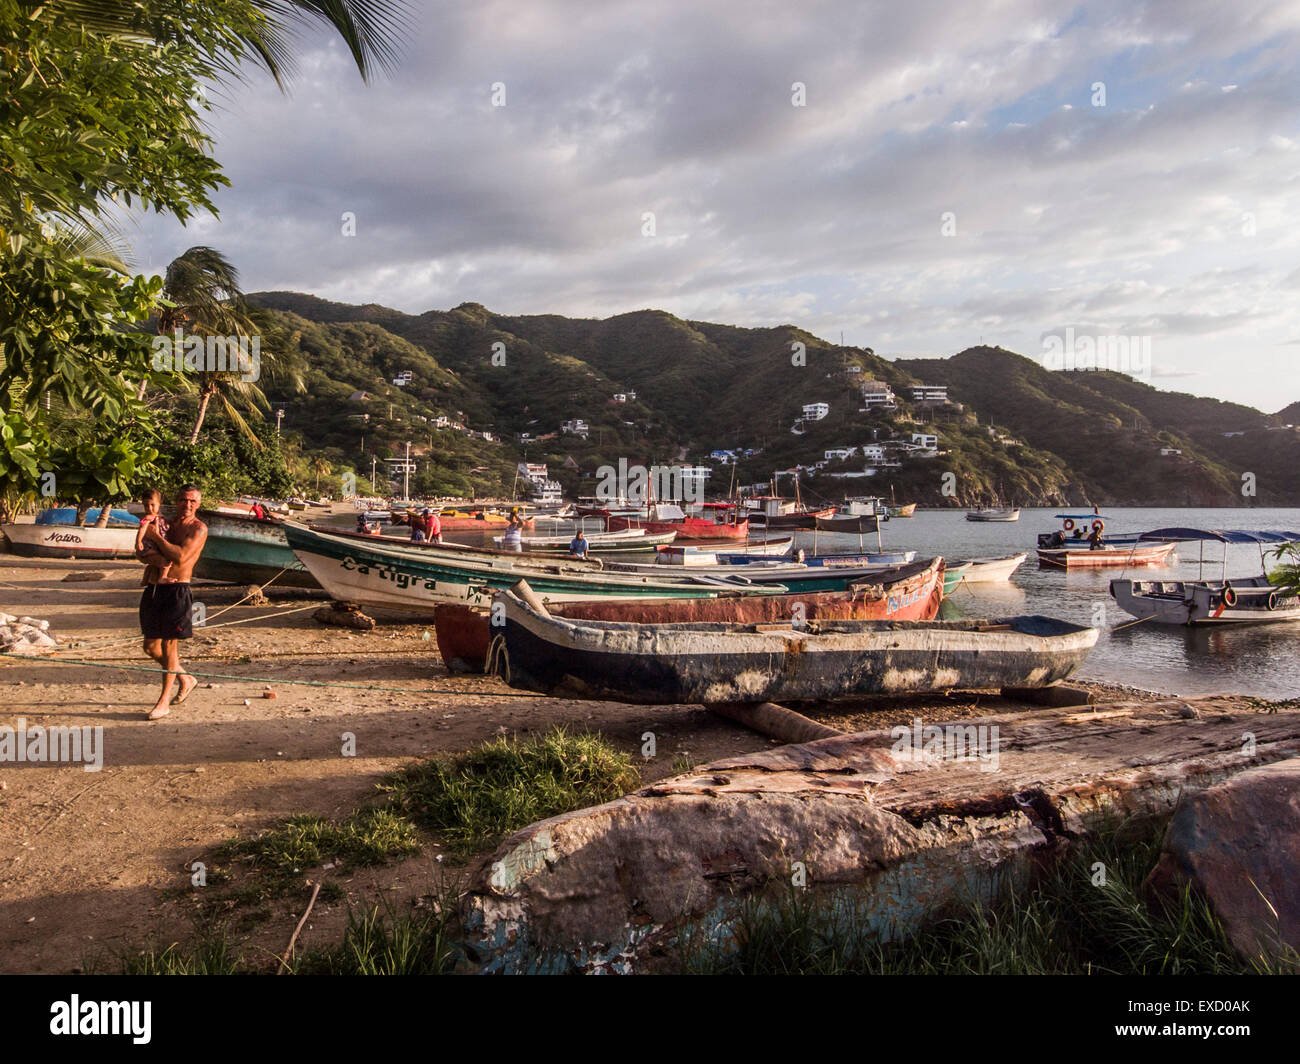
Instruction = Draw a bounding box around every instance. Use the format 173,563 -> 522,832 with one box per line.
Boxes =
955,553 -> 1028,585
1037,542 -> 1175,569
492,529 -> 678,552
492,581 -> 1099,703
606,503 -> 750,541
887,503 -> 917,518
2,508 -> 140,559
192,510 -> 320,588
941,561 -> 972,595
283,523 -> 780,613
656,537 -> 794,563
965,507 -> 1020,522
435,558 -> 946,672
811,513 -> 880,534
1035,513 -> 1144,549
1109,528 -> 1300,625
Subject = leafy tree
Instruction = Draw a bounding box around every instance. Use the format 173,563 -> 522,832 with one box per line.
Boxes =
1,0 -> 407,510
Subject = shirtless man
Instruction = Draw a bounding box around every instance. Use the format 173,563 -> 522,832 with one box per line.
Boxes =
138,485 -> 208,720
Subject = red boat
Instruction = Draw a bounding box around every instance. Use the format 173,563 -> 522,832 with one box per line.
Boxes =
433,557 -> 945,672
606,502 -> 750,541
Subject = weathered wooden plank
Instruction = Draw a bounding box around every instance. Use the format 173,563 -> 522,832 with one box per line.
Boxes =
462,697 -> 1300,973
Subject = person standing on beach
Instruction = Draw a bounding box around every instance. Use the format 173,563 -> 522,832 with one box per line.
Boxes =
138,485 -> 208,720
424,508 -> 442,544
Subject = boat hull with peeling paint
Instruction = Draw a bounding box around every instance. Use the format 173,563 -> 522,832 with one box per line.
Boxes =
495,583 -> 1098,703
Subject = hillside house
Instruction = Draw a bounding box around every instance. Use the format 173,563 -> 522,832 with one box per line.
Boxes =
561,418 -> 589,438
1159,447 -> 1183,456
911,432 -> 939,450
612,393 -> 627,403
825,447 -> 858,461
909,385 -> 948,404
859,381 -> 897,409
348,390 -> 369,402
802,402 -> 830,421
861,444 -> 886,463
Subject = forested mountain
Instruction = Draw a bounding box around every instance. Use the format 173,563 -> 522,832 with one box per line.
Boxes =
248,294 -> 1300,506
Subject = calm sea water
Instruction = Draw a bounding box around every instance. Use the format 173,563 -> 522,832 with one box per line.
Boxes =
443,506 -> 1300,699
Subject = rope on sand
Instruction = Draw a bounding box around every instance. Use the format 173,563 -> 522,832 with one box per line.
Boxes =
14,653 -> 550,698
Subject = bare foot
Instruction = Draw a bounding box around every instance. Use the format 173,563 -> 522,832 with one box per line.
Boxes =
147,703 -> 171,721
174,673 -> 198,705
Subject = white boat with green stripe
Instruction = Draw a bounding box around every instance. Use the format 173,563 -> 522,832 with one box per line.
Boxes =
283,524 -> 781,613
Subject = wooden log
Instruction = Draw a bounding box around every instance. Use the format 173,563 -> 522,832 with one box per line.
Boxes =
706,701 -> 842,744
1001,683 -> 1095,707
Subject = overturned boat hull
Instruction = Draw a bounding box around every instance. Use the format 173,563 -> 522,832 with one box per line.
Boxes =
495,584 -> 1098,703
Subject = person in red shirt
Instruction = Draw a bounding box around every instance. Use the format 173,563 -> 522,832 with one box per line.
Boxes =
423,508 -> 442,543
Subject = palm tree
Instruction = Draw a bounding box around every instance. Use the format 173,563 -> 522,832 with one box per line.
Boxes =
310,456 -> 333,492
44,1 -> 410,86
151,246 -> 303,444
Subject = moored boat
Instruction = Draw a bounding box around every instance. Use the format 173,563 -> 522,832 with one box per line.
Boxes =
966,507 -> 1020,522
887,503 -> 917,518
435,558 -> 946,672
606,502 -> 750,541
1109,528 -> 1300,625
941,561 -> 972,595
492,581 -> 1099,703
1037,542 -> 1175,569
955,553 -> 1028,585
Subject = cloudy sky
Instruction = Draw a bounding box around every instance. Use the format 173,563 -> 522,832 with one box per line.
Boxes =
130,0 -> 1300,411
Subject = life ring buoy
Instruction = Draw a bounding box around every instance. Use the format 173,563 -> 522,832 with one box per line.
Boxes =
1063,519 -> 1075,532
1092,520 -> 1105,533
1223,586 -> 1237,608
1268,590 -> 1279,611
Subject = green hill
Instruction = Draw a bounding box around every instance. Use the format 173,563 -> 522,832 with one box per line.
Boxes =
246,295 -> 1300,506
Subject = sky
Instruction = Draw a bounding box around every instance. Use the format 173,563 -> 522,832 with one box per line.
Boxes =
128,0 -> 1300,412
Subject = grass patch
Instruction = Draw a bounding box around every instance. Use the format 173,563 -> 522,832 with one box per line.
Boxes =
116,928 -> 244,975
675,817 -> 1298,975
380,726 -> 640,854
291,897 -> 461,975
215,807 -> 420,879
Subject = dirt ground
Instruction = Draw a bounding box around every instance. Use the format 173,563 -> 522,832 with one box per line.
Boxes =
0,553 -> 1178,974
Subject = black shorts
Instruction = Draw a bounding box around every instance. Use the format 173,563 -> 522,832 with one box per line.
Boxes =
140,583 -> 194,640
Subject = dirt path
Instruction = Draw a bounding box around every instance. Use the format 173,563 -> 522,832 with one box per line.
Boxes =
0,555 -> 1173,973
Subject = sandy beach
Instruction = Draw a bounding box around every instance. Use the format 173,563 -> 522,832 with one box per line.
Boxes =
0,549 -> 1223,973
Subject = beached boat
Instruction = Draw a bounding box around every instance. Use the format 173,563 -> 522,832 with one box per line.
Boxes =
435,558 -> 947,672
955,553 -> 1028,584
656,537 -> 794,564
283,524 -> 779,612
606,503 -> 750,541
492,528 -> 678,552
1109,528 -> 1300,625
1,508 -> 140,559
193,510 -> 320,589
966,507 -> 1021,522
493,582 -> 1099,703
